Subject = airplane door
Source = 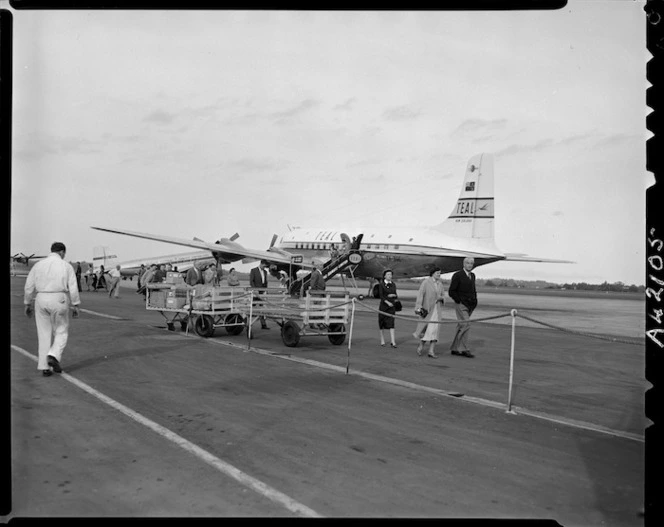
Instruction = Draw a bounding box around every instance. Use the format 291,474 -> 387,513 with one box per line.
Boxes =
340,233 -> 351,252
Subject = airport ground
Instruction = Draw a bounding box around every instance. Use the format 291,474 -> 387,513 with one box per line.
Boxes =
7,276 -> 646,523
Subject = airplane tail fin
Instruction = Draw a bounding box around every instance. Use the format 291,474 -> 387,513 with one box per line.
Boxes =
92,246 -> 119,270
434,153 -> 496,242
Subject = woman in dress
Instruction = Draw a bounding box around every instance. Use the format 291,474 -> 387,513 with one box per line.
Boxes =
227,267 -> 241,286
378,269 -> 399,348
413,267 -> 445,358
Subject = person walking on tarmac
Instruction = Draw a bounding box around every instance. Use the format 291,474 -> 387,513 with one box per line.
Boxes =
108,264 -> 122,298
96,265 -> 109,292
24,242 -> 81,376
75,262 -> 83,292
136,264 -> 146,291
378,269 -> 399,348
413,267 -> 445,358
250,260 -> 270,329
448,257 -> 478,358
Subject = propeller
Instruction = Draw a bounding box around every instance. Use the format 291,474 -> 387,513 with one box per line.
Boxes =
217,233 -> 240,244
11,253 -> 36,264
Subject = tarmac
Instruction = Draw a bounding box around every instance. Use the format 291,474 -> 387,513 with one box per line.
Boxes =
7,277 -> 646,523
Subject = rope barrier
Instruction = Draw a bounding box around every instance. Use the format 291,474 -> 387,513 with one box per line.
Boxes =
257,295 -> 356,313
353,300 -> 641,346
353,299 -> 512,325
184,288 -> 642,346
515,313 -> 642,346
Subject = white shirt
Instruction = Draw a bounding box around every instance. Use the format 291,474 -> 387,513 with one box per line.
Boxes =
110,268 -> 122,279
24,252 -> 81,306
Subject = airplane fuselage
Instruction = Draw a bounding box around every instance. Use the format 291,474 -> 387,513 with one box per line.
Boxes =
96,250 -> 216,278
275,226 -> 506,278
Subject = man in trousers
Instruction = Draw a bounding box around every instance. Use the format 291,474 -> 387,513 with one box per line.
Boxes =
24,242 -> 81,376
448,257 -> 478,358
108,264 -> 122,298
249,260 -> 270,329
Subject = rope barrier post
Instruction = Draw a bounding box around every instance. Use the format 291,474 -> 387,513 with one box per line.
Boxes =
247,290 -> 254,351
346,298 -> 356,375
506,309 -> 518,414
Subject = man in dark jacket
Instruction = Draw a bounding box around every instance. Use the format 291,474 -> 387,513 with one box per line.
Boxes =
448,257 -> 478,358
308,264 -> 326,292
249,260 -> 270,329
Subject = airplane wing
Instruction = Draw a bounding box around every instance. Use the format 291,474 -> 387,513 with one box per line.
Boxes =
360,246 -> 499,259
502,253 -> 575,264
90,226 -> 304,266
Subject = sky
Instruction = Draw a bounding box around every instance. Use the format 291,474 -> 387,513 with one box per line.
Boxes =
9,2 -> 651,285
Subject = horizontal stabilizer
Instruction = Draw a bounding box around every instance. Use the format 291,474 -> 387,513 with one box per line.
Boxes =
503,253 -> 575,264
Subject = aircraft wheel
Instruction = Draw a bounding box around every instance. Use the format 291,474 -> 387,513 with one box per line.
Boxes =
281,320 -> 301,347
328,323 -> 346,345
225,313 -> 245,335
194,315 -> 215,338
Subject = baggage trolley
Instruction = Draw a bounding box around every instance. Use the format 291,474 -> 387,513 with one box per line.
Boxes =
247,289 -> 352,347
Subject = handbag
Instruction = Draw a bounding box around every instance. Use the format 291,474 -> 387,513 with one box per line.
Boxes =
393,299 -> 403,312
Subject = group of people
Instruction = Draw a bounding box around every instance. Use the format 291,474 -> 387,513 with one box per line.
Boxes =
23,240 -> 479,378
378,257 -> 479,359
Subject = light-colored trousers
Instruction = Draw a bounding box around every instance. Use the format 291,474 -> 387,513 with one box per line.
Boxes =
108,277 -> 121,297
450,303 -> 472,352
34,292 -> 71,370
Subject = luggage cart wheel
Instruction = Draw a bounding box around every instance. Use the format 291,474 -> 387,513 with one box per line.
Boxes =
194,314 -> 215,338
224,313 -> 245,336
281,320 -> 301,347
328,323 -> 346,345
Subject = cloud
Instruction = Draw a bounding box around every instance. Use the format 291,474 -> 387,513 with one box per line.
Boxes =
13,135 -> 101,160
382,105 -> 420,121
347,159 -> 381,169
359,173 -> 387,183
143,109 -> 177,125
454,118 -> 508,135
226,157 -> 289,174
494,139 -> 555,157
270,99 -> 320,124
493,132 -> 633,159
593,133 -> 642,149
334,98 -> 356,111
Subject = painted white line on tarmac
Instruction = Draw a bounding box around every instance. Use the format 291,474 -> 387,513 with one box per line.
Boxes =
510,406 -> 646,443
198,335 -> 645,443
80,308 -> 124,320
11,345 -> 323,518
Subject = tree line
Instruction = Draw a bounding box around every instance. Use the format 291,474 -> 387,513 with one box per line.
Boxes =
475,278 -> 643,293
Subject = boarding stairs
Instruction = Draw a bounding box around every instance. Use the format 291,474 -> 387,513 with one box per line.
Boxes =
288,234 -> 364,297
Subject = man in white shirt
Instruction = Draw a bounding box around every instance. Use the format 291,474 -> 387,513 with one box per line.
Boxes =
108,264 -> 122,298
24,242 -> 81,376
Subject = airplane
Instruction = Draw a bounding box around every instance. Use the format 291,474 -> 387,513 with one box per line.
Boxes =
91,153 -> 573,292
92,244 -> 222,280
10,253 -> 47,275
